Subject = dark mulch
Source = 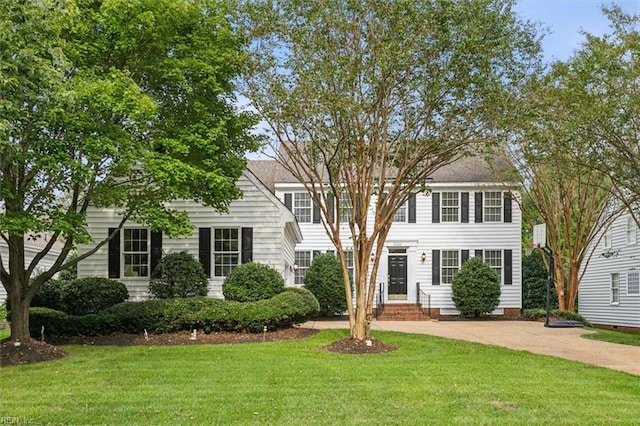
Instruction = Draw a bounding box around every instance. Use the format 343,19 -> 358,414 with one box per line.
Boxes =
324,336 -> 398,354
1,339 -> 68,367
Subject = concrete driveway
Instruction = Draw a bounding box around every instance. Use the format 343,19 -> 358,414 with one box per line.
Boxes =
302,319 -> 640,376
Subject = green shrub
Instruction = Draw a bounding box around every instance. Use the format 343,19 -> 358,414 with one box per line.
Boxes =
148,251 -> 209,299
0,302 -> 7,322
29,288 -> 320,337
522,308 -> 547,320
451,257 -> 501,317
31,279 -> 68,311
522,251 -> 558,309
63,277 -> 129,315
303,253 -> 347,316
521,308 -> 591,326
223,262 -> 285,302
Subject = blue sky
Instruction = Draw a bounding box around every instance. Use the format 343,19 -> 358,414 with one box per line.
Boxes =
513,0 -> 640,61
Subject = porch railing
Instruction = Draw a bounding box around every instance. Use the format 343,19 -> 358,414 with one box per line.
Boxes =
376,282 -> 384,319
416,282 -> 430,316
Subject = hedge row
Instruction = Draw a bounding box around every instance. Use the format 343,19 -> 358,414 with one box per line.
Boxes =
29,288 -> 320,337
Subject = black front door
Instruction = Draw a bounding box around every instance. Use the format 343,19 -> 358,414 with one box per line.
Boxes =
388,255 -> 407,297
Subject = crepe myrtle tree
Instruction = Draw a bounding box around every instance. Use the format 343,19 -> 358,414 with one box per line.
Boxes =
241,0 -> 542,340
0,0 -> 260,342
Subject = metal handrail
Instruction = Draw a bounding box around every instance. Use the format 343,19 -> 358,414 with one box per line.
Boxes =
376,282 -> 384,319
416,282 -> 430,316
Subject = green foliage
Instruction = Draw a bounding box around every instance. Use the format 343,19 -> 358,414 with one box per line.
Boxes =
451,257 -> 501,317
521,308 -> 591,326
31,279 -> 68,311
522,251 -> 558,310
222,262 -> 285,302
29,288 -> 319,336
58,252 -> 78,283
148,251 -> 208,299
303,253 -> 347,316
0,302 -> 6,322
62,277 -> 129,316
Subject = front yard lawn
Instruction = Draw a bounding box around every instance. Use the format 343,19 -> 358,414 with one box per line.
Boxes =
1,329 -> 639,424
582,327 -> 640,347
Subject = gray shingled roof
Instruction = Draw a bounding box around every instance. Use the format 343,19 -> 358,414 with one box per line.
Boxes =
247,154 -> 512,192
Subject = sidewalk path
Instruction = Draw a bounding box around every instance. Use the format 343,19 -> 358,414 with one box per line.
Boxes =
302,319 -> 640,376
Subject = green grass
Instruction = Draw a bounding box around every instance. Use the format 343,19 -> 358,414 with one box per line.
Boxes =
582,327 -> 640,347
1,330 -> 639,424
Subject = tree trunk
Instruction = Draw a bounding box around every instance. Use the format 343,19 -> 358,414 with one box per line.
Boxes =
8,291 -> 32,342
554,255 -> 566,311
565,262 -> 580,312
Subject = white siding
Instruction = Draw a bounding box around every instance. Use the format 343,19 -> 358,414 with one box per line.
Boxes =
78,171 -> 300,300
579,213 -> 640,328
277,184 -> 522,313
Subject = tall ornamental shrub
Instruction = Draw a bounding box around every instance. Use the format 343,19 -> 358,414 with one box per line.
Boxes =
148,251 -> 209,299
223,262 -> 285,302
522,250 -> 558,309
303,253 -> 347,316
451,257 -> 501,318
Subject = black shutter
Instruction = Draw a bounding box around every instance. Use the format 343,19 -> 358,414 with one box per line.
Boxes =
327,194 -> 335,223
312,250 -> 322,259
355,193 -> 361,218
475,249 -> 483,259
408,194 -> 416,223
461,250 -> 470,264
108,228 -> 120,278
504,249 -> 513,285
313,200 -> 321,223
504,193 -> 512,223
432,250 -> 440,285
432,193 -> 440,223
475,192 -> 483,223
150,231 -> 162,277
199,228 -> 211,278
284,193 -> 292,211
461,192 -> 469,223
241,227 -> 253,264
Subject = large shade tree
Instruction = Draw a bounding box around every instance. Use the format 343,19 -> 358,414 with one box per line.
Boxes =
241,0 -> 541,340
0,0 -> 259,342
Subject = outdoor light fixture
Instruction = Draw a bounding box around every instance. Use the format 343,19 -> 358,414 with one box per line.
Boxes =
292,263 -> 299,271
421,252 -> 427,263
370,252 -> 375,262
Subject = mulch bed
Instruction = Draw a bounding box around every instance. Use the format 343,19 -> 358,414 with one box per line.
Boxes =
324,337 -> 398,354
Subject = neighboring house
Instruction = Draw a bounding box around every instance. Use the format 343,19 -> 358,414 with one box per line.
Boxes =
0,235 -> 64,303
248,156 -> 522,319
579,212 -> 640,332
77,169 -> 302,300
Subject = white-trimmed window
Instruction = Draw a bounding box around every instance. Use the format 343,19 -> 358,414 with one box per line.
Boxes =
441,250 -> 459,284
441,192 -> 459,222
626,216 -> 637,245
344,250 -> 355,283
294,192 -> 312,223
123,228 -> 149,277
295,251 -> 311,286
214,228 -> 240,277
604,229 -> 612,249
484,192 -> 502,222
393,202 -> 407,222
611,273 -> 620,304
628,271 -> 640,296
484,250 -> 503,284
338,192 -> 353,222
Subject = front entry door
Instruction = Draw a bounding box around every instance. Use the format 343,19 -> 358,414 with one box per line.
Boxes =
388,255 -> 407,299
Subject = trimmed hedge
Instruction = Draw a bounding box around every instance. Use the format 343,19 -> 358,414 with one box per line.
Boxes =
223,262 -> 285,302
148,251 -> 208,299
63,277 -> 129,315
29,288 -> 320,337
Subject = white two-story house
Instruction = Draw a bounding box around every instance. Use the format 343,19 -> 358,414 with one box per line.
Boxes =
248,156 -> 522,319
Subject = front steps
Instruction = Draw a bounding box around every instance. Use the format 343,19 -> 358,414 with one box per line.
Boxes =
376,303 -> 430,321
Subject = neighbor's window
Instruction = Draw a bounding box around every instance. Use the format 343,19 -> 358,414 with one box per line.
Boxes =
611,273 -> 620,304
295,251 -> 311,286
626,216 -> 637,245
393,201 -> 407,222
441,250 -> 459,284
441,192 -> 459,222
123,228 -> 149,277
293,192 -> 312,223
484,192 -> 502,222
604,229 -> 612,249
627,271 -> 640,296
338,192 -> 353,222
344,250 -> 355,283
484,250 -> 503,284
214,228 -> 239,277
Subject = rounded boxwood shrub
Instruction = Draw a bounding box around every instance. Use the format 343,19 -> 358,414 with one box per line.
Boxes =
32,279 -> 68,311
303,253 -> 347,316
63,277 -> 129,315
451,257 -> 501,318
223,262 -> 285,302
148,251 -> 208,299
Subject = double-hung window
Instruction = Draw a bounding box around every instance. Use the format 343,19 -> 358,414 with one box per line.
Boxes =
604,229 -> 612,249
628,271 -> 640,296
339,192 -> 353,222
441,250 -> 459,284
294,193 -> 312,223
123,229 -> 149,277
344,250 -> 355,283
393,202 -> 407,222
441,192 -> 459,222
295,251 -> 311,286
611,273 -> 620,304
214,228 -> 240,277
484,192 -> 503,222
627,216 -> 637,245
483,250 -> 503,284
